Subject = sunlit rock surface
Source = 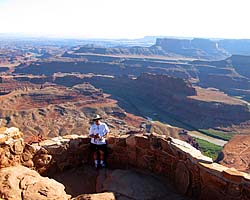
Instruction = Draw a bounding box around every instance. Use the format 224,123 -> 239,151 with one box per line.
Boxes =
0,127 -> 250,200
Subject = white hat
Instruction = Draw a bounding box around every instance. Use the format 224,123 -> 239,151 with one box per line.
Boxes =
92,114 -> 102,121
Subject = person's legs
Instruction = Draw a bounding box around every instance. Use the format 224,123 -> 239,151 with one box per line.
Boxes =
98,144 -> 107,167
93,151 -> 98,162
90,143 -> 99,168
99,150 -> 105,165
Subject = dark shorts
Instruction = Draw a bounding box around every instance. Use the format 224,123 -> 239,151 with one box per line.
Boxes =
90,143 -> 107,153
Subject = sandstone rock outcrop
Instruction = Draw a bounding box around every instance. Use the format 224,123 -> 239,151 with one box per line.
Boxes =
218,134 -> 250,173
0,127 -> 41,169
1,126 -> 250,200
0,165 -> 70,200
0,127 -> 24,168
29,131 -> 250,200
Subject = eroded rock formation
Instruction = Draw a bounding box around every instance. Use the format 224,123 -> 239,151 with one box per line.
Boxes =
85,73 -> 250,131
23,129 -> 250,200
0,165 -> 70,200
0,80 -> 144,139
218,134 -> 250,173
1,127 -> 250,200
0,127 -> 24,168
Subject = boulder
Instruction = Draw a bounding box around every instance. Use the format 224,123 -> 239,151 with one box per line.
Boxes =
0,165 -> 70,200
0,127 -> 25,168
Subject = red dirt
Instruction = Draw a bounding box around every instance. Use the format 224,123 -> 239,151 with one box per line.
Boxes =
219,134 -> 250,173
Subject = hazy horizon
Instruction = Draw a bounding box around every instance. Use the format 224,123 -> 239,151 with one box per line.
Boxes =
0,0 -> 250,39
0,32 -> 248,41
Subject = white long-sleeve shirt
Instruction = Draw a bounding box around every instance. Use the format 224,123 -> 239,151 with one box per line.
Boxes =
89,122 -> 109,145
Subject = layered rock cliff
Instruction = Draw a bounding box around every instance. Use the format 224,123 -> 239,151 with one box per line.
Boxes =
13,48 -> 250,102
84,73 -> 250,131
154,38 -> 229,60
10,73 -> 250,131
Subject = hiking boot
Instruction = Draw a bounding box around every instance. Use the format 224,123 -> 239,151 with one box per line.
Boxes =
94,163 -> 99,169
100,163 -> 106,168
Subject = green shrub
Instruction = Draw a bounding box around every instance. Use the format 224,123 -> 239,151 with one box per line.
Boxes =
194,138 -> 223,160
199,129 -> 234,141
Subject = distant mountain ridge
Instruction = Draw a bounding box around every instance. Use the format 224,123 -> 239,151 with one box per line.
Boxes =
64,38 -> 250,60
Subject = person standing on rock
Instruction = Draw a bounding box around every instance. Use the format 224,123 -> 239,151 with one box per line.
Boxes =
89,114 -> 109,169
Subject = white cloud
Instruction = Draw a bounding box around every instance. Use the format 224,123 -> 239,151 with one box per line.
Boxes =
0,0 -> 250,39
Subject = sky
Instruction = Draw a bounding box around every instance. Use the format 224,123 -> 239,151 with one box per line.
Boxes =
0,0 -> 250,39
